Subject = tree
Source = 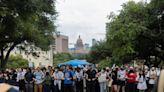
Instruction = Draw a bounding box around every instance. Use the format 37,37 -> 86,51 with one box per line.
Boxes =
0,0 -> 57,68
134,0 -> 164,66
97,59 -> 112,68
6,54 -> 28,68
89,41 -> 112,63
106,0 -> 164,66
106,1 -> 148,62
53,52 -> 73,66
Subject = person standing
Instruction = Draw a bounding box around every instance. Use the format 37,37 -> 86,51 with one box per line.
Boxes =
53,67 -> 64,92
107,73 -> 112,92
86,65 -> 97,92
74,66 -> 83,92
95,64 -> 100,92
48,66 -> 55,92
125,67 -> 137,92
98,68 -> 108,92
24,68 -> 35,92
144,67 -> 150,92
43,72 -> 52,92
17,68 -> 25,92
106,68 -> 112,92
83,68 -> 88,92
63,65 -> 74,92
149,67 -> 157,92
117,67 -> 126,92
34,67 -> 45,92
136,70 -> 147,92
111,70 -> 118,92
58,68 -> 64,92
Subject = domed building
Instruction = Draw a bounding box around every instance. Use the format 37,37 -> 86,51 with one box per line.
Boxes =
75,35 -> 84,49
73,35 -> 89,54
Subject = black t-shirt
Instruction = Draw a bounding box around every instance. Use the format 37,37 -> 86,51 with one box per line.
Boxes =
12,73 -> 17,81
86,69 -> 97,80
111,70 -> 118,84
25,72 -> 34,83
112,74 -> 117,81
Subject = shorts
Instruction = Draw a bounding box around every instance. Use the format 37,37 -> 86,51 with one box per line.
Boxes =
118,80 -> 125,86
112,80 -> 118,85
19,80 -> 25,90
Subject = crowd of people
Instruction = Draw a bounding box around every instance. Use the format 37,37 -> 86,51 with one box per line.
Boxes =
0,64 -> 163,92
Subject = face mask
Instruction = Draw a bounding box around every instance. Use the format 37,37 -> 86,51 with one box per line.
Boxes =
23,69 -> 26,72
77,70 -> 80,73
55,69 -> 58,72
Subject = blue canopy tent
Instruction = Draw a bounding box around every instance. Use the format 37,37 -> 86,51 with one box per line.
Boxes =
58,59 -> 90,67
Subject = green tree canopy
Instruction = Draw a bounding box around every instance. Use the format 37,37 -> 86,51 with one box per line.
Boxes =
6,54 -> 28,68
89,41 -> 112,63
0,0 -> 57,68
106,0 -> 164,66
106,1 -> 147,58
53,52 -> 73,66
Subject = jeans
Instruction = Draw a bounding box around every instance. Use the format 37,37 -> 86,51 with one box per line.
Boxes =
64,84 -> 73,92
76,80 -> 83,92
54,84 -> 59,92
25,83 -> 34,92
99,82 -> 107,92
43,84 -> 51,92
86,81 -> 96,92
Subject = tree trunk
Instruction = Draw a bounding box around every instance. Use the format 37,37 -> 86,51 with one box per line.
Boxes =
0,48 -> 4,69
0,43 -> 17,69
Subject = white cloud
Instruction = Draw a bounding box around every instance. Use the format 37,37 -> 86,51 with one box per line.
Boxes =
56,0 -> 143,47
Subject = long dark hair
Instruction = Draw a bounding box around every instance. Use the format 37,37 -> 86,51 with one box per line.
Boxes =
128,69 -> 134,74
139,70 -> 146,79
45,72 -> 50,76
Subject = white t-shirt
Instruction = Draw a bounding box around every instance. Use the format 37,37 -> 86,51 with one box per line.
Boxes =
53,71 -> 64,89
98,72 -> 107,83
34,71 -> 45,84
17,72 -> 25,80
74,70 -> 83,80
117,70 -> 126,81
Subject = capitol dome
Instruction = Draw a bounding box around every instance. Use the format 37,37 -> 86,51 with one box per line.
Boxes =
75,35 -> 84,49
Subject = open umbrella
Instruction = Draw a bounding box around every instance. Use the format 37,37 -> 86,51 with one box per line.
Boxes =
58,59 -> 90,67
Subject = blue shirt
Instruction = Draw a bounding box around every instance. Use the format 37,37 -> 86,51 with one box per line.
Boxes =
64,69 -> 73,84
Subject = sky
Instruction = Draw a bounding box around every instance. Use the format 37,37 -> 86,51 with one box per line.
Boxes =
56,0 -> 142,48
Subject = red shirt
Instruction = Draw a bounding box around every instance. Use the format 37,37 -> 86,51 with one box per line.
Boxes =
127,73 -> 137,83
